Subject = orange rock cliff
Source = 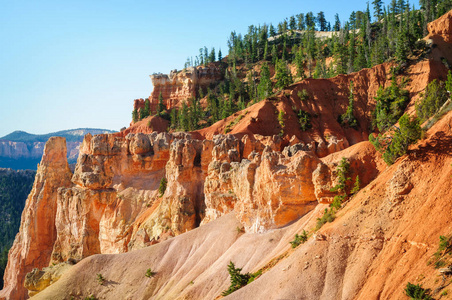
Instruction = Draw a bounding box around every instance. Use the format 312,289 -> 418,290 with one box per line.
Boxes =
1,10 -> 452,300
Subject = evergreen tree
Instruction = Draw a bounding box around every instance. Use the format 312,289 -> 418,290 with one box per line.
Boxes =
179,102 -> 189,131
199,48 -> 204,65
209,47 -> 216,63
275,59 -> 293,89
297,13 -> 305,30
170,108 -> 178,129
132,109 -> 138,123
340,81 -> 358,128
317,11 -> 328,31
334,14 -> 341,31
269,24 -> 276,37
157,92 -> 165,116
305,12 -> 316,29
263,41 -> 268,61
257,62 -> 272,100
289,16 -> 297,30
295,45 -> 305,79
222,261 -> 251,296
271,44 -> 278,65
218,48 -> 223,62
204,46 -> 208,65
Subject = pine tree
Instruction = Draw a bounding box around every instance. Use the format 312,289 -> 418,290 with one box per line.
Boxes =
271,44 -> 278,65
209,47 -> 216,63
372,0 -> 383,20
132,109 -> 138,123
179,102 -> 189,131
317,11 -> 327,31
157,92 -> 165,116
334,14 -> 341,31
170,108 -> 178,129
257,62 -> 272,100
275,59 -> 293,89
222,261 -> 251,296
340,81 -> 358,128
218,48 -> 223,62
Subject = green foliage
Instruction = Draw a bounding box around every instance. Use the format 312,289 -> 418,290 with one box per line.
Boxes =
351,175 -> 361,195
404,282 -> 433,300
257,62 -> 272,101
145,268 -> 156,278
140,99 -> 151,120
157,92 -> 165,116
222,261 -> 252,296
381,114 -> 422,165
290,230 -> 308,248
315,208 -> 336,230
415,79 -> 449,122
330,157 -> 351,194
331,194 -> 346,210
224,114 -> 245,134
339,81 -> 358,128
132,108 -> 138,123
85,295 -> 98,300
438,235 -> 452,253
247,270 -> 262,284
297,89 -> 309,101
446,70 -> 452,93
277,110 -> 285,137
297,110 -> 312,131
275,59 -> 293,90
158,177 -> 167,198
0,169 -> 35,289
97,273 -> 105,285
372,75 -> 410,132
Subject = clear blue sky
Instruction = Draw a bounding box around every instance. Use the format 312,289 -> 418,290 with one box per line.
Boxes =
0,0 -> 397,137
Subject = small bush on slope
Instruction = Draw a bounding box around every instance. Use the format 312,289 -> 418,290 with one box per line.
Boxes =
404,282 -> 433,300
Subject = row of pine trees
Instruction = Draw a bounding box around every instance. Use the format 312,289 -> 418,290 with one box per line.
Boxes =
133,0 -> 452,132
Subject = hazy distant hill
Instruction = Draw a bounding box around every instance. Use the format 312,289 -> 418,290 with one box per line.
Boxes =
0,128 -> 116,143
0,128 -> 116,170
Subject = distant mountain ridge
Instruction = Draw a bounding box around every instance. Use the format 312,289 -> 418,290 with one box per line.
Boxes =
0,128 -> 116,170
0,128 -> 116,143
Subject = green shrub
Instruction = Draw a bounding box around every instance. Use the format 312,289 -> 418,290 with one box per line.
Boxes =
145,268 -> 156,278
372,75 -> 410,132
85,295 -> 98,300
351,175 -> 361,195
339,81 -> 358,128
370,114 -> 422,165
298,110 -> 312,131
315,208 -> 336,231
404,282 -> 433,300
298,89 -> 309,101
330,157 -> 351,194
416,79 -> 449,122
278,111 -> 285,136
96,273 -> 105,286
158,177 -> 167,197
247,270 -> 262,284
290,230 -> 308,248
222,261 -> 251,296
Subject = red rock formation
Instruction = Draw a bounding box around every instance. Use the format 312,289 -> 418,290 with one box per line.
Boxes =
0,137 -> 73,300
148,64 -> 223,113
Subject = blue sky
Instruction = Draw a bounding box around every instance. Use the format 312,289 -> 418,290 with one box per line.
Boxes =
0,0 -> 397,136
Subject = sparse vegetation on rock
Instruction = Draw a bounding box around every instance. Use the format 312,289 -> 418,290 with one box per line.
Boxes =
404,282 -> 433,300
290,230 -> 308,248
222,261 -> 252,296
145,268 -> 156,278
96,273 -> 105,286
158,177 -> 167,197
